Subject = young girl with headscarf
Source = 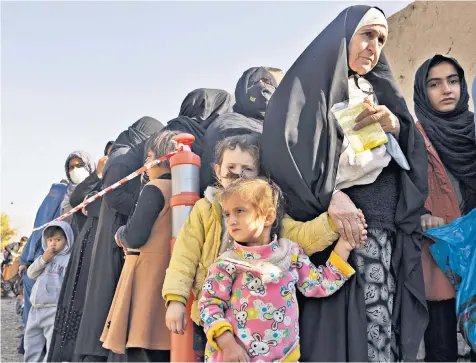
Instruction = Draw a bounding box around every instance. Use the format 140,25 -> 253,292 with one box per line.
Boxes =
414,55 -> 476,362
261,6 -> 429,362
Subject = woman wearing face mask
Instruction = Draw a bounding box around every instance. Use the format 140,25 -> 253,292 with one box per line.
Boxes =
47,142 -> 112,363
199,67 -> 282,194
62,151 -> 96,235
261,6 -> 428,362
413,55 -> 476,362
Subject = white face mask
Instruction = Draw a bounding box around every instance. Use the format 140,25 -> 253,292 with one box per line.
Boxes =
70,167 -> 90,184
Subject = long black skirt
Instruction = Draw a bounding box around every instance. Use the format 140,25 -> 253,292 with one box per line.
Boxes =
75,201 -> 126,358
47,213 -> 100,362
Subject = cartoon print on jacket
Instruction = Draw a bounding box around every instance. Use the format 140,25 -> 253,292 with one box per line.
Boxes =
264,306 -> 286,331
233,302 -> 249,328
225,262 -> 237,276
202,278 -> 215,295
243,272 -> 266,295
248,333 -> 278,357
198,239 -> 355,362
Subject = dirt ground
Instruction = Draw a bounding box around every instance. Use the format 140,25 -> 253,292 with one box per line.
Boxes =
1,295 -> 24,362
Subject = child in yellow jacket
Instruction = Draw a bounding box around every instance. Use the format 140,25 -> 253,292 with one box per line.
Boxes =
162,134 -> 366,359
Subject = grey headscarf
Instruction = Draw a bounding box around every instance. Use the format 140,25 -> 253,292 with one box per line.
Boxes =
61,151 -> 96,214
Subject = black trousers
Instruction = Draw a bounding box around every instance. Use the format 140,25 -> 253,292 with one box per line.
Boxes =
424,299 -> 458,362
193,322 -> 207,362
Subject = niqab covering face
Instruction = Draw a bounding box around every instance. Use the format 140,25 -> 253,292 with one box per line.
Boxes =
232,67 -> 278,120
260,5 -> 428,361
414,55 -> 476,213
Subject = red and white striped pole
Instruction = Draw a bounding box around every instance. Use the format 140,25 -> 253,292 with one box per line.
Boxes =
170,134 -> 201,362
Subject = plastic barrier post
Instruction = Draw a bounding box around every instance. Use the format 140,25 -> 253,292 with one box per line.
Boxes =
170,134 -> 201,362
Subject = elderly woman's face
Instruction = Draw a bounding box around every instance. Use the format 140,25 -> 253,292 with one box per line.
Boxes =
348,24 -> 388,75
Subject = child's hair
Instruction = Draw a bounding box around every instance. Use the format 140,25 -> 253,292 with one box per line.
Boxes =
145,130 -> 180,168
44,226 -> 66,240
214,134 -> 260,168
221,177 -> 285,238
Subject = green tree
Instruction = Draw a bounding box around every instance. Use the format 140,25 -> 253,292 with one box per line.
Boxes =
1,213 -> 17,248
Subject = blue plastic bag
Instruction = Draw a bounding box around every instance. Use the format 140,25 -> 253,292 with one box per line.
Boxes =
425,209 -> 476,351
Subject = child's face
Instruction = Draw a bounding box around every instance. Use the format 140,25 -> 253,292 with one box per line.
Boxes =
46,232 -> 67,253
145,150 -> 161,179
214,147 -> 259,189
222,194 -> 274,246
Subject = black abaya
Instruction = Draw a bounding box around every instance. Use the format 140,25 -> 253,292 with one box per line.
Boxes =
261,6 -> 429,361
75,117 -> 164,359
47,173 -> 103,362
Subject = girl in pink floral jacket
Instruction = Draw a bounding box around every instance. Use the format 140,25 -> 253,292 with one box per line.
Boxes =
198,178 -> 360,362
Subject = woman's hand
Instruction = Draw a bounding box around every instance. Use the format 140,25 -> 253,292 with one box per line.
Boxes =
96,155 -> 109,179
329,191 -> 367,247
216,331 -> 250,362
166,301 -> 188,335
421,214 -> 445,231
81,196 -> 89,216
354,104 -> 400,136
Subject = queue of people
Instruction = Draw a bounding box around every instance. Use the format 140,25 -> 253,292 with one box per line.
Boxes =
14,5 -> 475,363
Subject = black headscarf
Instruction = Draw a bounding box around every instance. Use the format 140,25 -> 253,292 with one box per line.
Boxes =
261,6 -> 428,361
179,88 -> 234,129
199,67 -> 279,193
104,116 -> 164,176
104,141 -> 114,156
233,67 -> 278,120
414,55 -> 476,213
165,89 -> 233,156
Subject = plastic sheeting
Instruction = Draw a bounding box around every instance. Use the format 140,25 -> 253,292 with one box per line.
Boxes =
425,209 -> 476,351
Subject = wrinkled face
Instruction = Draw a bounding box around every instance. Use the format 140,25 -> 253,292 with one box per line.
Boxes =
68,157 -> 85,173
426,61 -> 461,113
222,194 -> 267,244
348,24 -> 388,75
46,232 -> 67,253
214,147 -> 259,188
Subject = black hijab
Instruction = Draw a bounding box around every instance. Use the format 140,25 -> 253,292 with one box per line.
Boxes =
199,67 -> 279,193
165,89 -> 233,156
233,67 -> 278,120
261,6 -> 428,361
179,88 -> 234,129
103,116 -> 164,176
414,55 -> 476,213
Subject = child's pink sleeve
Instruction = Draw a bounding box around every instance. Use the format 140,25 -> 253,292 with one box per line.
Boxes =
198,260 -> 234,351
291,245 -> 355,297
